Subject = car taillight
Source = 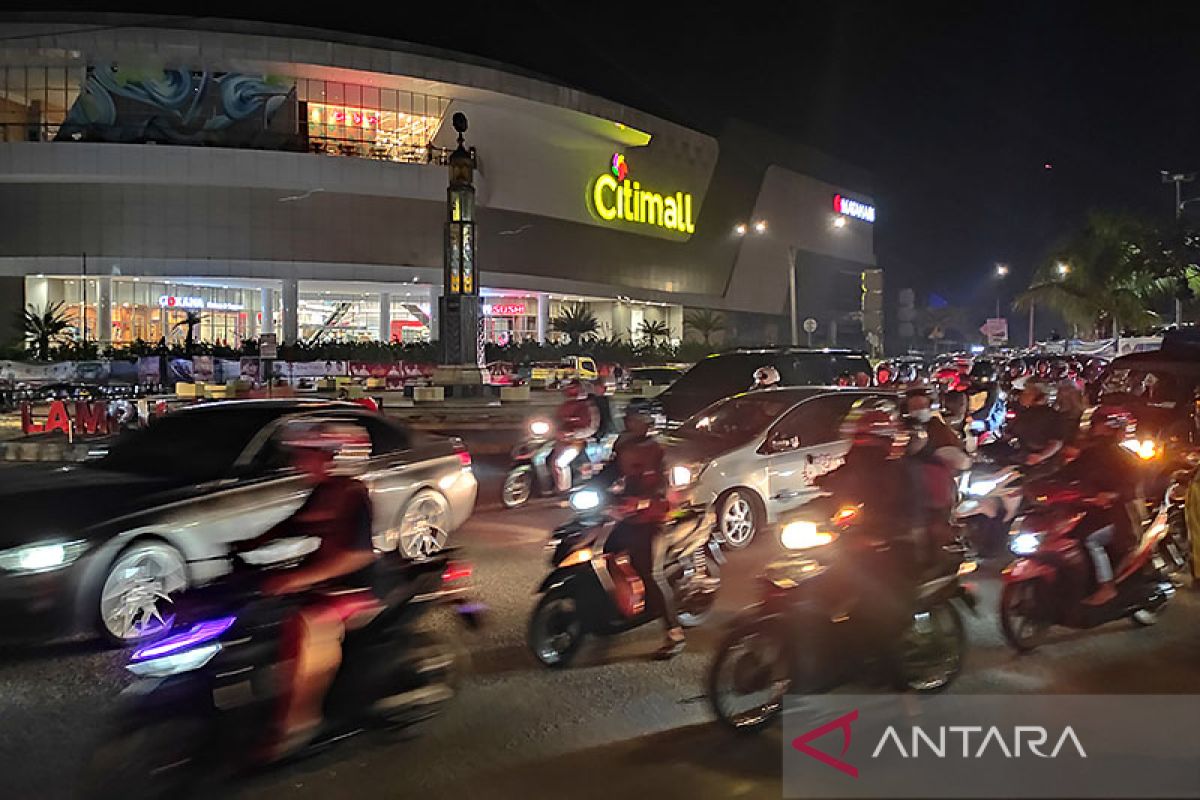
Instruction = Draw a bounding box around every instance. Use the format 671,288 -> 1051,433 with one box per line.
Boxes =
456,450 -> 472,467
442,561 -> 473,583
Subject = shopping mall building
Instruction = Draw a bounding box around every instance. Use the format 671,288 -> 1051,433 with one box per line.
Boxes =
0,14 -> 880,350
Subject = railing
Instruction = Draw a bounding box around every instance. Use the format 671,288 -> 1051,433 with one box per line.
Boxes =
0,123 -> 456,167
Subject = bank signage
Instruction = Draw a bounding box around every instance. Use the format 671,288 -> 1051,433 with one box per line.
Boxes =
159,295 -> 245,312
590,153 -> 696,233
833,193 -> 876,223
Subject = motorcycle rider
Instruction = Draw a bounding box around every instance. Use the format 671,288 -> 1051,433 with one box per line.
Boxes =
1055,405 -> 1142,606
750,365 -> 782,391
814,400 -> 918,681
596,407 -> 685,659
1007,382 -> 1065,466
551,379 -> 600,493
903,387 -> 970,564
237,420 -> 380,759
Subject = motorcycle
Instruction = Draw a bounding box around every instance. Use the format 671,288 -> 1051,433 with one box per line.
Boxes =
707,504 -> 978,733
82,538 -> 483,800
999,483 -> 1175,652
502,418 -> 614,509
954,461 -> 1025,556
528,487 -> 723,668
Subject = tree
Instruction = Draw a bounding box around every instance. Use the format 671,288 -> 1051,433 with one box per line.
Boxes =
549,303 -> 599,346
683,308 -> 726,345
172,310 -> 204,355
20,301 -> 71,361
638,319 -> 670,348
1014,212 -> 1162,337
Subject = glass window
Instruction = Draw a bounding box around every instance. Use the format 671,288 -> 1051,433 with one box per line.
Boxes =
768,394 -> 863,448
676,394 -> 799,446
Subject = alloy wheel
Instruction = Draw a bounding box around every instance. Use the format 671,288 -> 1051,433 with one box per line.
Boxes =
399,490 -> 451,559
720,492 -> 757,548
99,542 -> 187,644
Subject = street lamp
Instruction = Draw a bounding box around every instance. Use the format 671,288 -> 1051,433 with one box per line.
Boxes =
1162,170 -> 1196,325
734,218 -> 798,346
993,263 -> 1009,319
1056,262 -> 1070,277
832,215 -> 848,229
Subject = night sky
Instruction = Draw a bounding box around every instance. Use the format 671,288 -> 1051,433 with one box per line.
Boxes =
18,3 -> 1200,317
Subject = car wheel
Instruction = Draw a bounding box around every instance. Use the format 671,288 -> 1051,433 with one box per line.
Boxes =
398,489 -> 451,560
718,490 -> 762,550
98,541 -> 188,647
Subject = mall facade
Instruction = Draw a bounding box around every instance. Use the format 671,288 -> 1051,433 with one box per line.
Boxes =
0,14 -> 880,350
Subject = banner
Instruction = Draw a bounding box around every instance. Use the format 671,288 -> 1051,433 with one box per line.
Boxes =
136,356 -> 162,385
271,360 -> 349,380
192,355 -> 215,383
0,361 -> 77,383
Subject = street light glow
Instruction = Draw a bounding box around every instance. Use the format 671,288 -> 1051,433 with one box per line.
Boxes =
995,263 -> 1010,277
1056,262 -> 1070,277
832,216 -> 848,229
734,223 -> 747,236
753,220 -> 768,234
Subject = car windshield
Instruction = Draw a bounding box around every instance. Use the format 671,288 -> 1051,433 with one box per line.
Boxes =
662,352 -> 871,401
676,393 -> 799,444
95,407 -> 285,480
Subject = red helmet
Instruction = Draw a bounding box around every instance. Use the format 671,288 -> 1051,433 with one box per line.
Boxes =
1084,404 -> 1136,439
840,398 -> 907,457
562,379 -> 586,400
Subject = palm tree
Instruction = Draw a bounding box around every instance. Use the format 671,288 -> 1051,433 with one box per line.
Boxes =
549,303 -> 599,347
20,302 -> 72,361
1014,212 -> 1160,337
638,319 -> 670,348
683,308 -> 726,345
172,310 -> 204,354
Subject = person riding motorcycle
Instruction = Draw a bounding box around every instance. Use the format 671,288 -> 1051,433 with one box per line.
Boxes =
1054,405 -> 1143,606
595,407 -> 685,659
237,420 -> 380,760
813,400 -> 919,681
1006,382 -> 1066,465
750,365 -> 782,391
903,387 -> 969,563
551,380 -> 600,493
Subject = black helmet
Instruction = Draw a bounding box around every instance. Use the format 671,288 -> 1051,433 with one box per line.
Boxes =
969,359 -> 997,384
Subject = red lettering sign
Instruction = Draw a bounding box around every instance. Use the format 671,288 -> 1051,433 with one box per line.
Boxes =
488,302 -> 526,316
43,401 -> 72,435
20,403 -> 43,434
74,401 -> 110,435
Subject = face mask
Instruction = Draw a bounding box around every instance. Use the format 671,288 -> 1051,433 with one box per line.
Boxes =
911,408 -> 933,424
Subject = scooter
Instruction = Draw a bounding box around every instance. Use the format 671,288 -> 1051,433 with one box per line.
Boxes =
999,483 -> 1175,652
82,538 -> 483,800
502,419 -> 614,509
707,504 -> 979,733
528,487 -> 723,668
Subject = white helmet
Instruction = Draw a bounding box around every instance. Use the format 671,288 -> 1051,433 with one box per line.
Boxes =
753,365 -> 781,387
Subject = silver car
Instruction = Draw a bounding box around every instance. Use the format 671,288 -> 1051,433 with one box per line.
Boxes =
666,388 -> 883,548
0,399 -> 477,646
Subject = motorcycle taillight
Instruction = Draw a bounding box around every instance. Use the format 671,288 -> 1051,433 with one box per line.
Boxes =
442,561 -> 473,583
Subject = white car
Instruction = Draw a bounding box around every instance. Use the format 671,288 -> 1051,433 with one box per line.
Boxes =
666,388 -> 885,548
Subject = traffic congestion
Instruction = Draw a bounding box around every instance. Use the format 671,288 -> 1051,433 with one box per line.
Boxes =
2,337 -> 1198,798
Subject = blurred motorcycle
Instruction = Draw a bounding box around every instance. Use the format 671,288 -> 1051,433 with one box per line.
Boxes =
502,419 -> 614,508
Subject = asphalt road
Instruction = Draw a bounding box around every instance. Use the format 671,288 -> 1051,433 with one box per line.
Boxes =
2,460 -> 1199,800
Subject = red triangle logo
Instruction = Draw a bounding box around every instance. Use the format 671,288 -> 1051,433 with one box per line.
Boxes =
791,709 -> 859,778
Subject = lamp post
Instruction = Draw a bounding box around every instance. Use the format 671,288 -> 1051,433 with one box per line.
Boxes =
994,262 -> 1009,319
435,113 -> 485,389
1162,170 -> 1196,326
733,219 -> 798,345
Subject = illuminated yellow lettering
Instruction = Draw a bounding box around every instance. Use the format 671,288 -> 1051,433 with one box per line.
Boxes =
683,193 -> 694,234
592,173 -> 618,221
642,192 -> 664,226
663,196 -> 678,229
623,181 -> 635,221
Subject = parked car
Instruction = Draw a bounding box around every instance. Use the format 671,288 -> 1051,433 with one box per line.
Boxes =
666,387 -> 885,548
638,348 -> 874,429
0,399 -> 477,646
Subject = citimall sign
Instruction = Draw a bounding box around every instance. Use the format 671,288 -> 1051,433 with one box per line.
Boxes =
590,153 -> 695,233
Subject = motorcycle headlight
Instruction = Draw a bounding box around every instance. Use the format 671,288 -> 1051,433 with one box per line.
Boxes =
1010,532 -> 1042,556
557,547 -> 595,568
780,520 -> 835,550
966,477 -> 999,497
0,540 -> 88,574
1120,438 -> 1159,460
569,489 -> 602,512
529,419 -> 551,437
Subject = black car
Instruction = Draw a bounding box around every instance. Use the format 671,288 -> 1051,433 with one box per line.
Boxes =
637,348 -> 874,428
0,399 -> 478,646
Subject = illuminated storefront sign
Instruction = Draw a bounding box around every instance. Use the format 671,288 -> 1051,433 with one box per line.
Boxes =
591,153 -> 695,233
485,302 -> 528,316
159,295 -> 245,312
832,194 -> 876,223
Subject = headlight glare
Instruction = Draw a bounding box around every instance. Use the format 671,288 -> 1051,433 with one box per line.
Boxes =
780,520 -> 835,550
530,419 -> 551,437
570,489 -> 602,512
1010,532 -> 1042,556
0,540 -> 88,573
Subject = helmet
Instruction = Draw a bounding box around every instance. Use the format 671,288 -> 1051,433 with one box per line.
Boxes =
876,363 -> 894,385
1035,359 -> 1051,378
1084,405 -> 1136,440
753,365 -> 781,387
969,359 -> 997,385
1083,358 -> 1107,384
563,379 -> 586,399
840,398 -> 907,457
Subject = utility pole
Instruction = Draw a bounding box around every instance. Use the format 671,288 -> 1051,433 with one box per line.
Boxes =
787,246 -> 799,347
1027,303 -> 1035,349
1162,171 -> 1194,326
80,252 -> 87,342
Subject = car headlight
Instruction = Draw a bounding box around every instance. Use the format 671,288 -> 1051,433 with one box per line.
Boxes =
967,477 -> 999,497
0,540 -> 89,573
669,462 -> 706,488
1010,532 -> 1042,556
780,520 -> 835,550
570,489 -> 602,512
